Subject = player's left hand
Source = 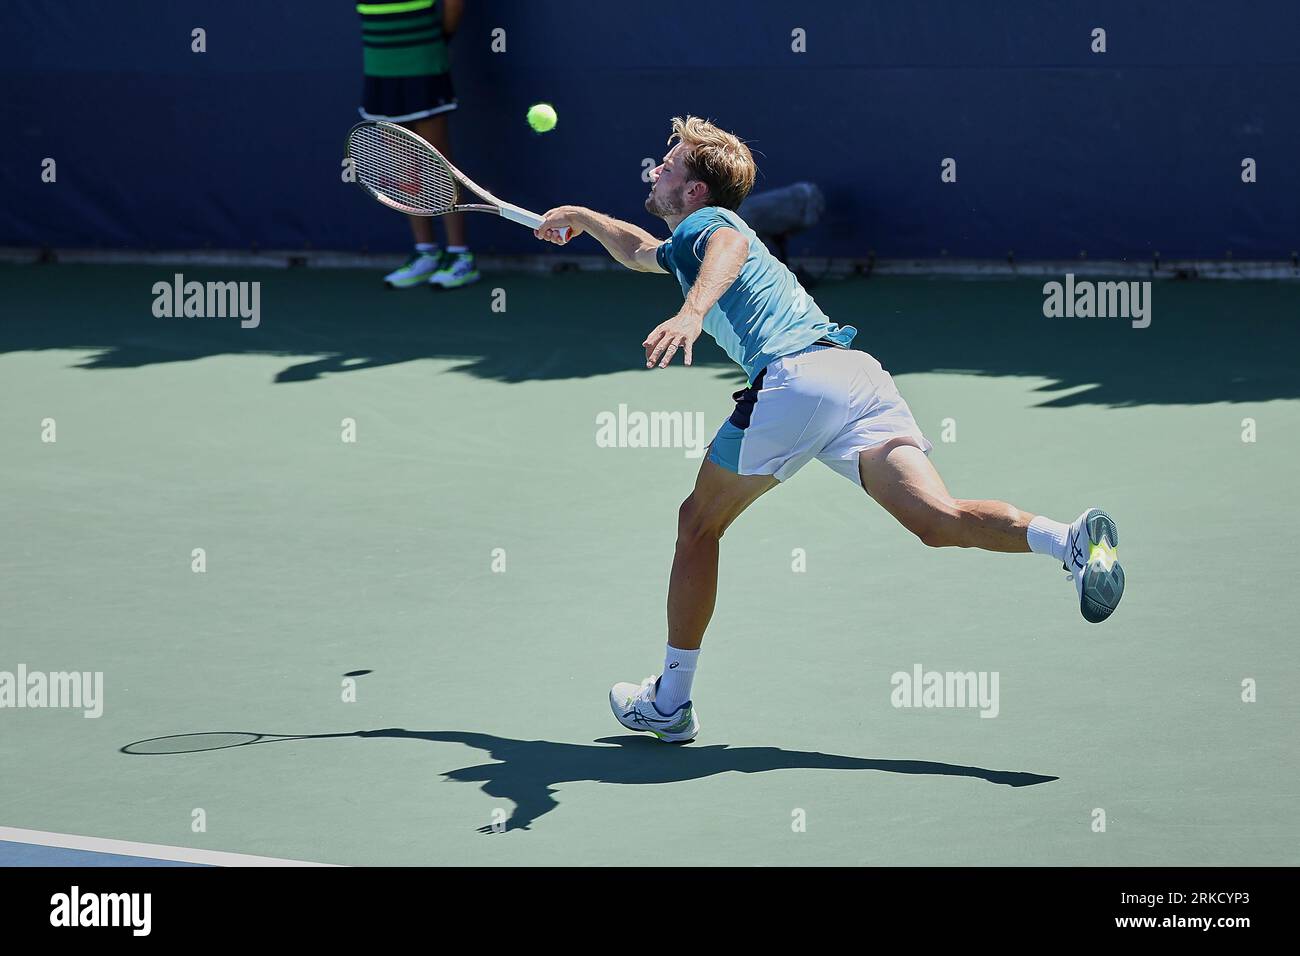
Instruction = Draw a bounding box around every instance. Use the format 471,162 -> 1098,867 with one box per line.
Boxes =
643,311 -> 703,368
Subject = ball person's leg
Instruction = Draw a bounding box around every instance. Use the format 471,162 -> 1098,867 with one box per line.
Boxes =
411,113 -> 466,248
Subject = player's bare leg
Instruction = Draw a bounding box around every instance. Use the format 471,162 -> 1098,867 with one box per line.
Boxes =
857,437 -> 1124,621
669,460 -> 778,649
609,460 -> 776,742
856,438 -> 1033,552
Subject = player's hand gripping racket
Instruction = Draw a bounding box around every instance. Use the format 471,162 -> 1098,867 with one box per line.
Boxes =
345,121 -> 570,241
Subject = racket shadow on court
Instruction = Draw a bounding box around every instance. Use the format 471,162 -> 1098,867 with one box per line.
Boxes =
121,728 -> 1057,834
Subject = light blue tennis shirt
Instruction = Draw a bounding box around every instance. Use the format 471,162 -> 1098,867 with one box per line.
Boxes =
656,206 -> 856,383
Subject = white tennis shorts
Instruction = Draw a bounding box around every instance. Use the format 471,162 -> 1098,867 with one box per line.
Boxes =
707,344 -> 932,484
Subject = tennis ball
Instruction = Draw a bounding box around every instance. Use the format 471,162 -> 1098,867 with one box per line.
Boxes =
527,103 -> 558,133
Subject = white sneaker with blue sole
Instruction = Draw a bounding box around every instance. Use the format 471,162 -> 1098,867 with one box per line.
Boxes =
609,675 -> 700,742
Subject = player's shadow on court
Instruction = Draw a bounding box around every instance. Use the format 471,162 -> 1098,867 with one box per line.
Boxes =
120,728 -> 1056,833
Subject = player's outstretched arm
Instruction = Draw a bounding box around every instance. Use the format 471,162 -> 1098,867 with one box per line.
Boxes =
535,206 -> 666,273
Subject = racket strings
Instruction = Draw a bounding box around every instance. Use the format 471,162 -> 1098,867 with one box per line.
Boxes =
348,125 -> 458,215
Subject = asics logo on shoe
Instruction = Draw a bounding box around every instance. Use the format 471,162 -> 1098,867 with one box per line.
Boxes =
1068,531 -> 1085,569
669,662 -> 679,669
626,706 -> 682,726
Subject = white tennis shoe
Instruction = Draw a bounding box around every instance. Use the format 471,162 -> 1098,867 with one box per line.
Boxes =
1064,508 -> 1125,623
609,676 -> 700,742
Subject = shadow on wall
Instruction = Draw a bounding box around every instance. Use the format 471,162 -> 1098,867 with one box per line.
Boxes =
3,263 -> 1297,407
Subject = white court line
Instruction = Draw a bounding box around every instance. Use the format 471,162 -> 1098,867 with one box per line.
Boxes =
0,826 -> 338,867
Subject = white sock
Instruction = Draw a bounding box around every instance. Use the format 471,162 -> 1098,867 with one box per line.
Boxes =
1026,515 -> 1070,563
655,645 -> 699,714
446,245 -> 469,254
415,242 -> 437,254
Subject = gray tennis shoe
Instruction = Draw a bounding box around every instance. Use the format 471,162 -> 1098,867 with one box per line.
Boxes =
1065,508 -> 1125,623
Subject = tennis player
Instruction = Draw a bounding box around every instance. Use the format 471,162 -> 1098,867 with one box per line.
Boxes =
535,116 -> 1125,743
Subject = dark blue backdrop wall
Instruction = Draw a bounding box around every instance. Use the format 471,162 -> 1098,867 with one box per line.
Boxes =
1,1 -> 1295,259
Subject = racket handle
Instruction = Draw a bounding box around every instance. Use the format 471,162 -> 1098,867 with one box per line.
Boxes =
501,205 -> 571,243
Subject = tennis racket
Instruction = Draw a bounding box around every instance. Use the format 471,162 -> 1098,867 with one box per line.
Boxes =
345,120 -> 570,240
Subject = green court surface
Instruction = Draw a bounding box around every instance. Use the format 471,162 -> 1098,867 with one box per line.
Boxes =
1,263 -> 1297,865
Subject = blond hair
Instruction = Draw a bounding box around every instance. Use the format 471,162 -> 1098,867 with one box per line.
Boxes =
668,116 -> 757,211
